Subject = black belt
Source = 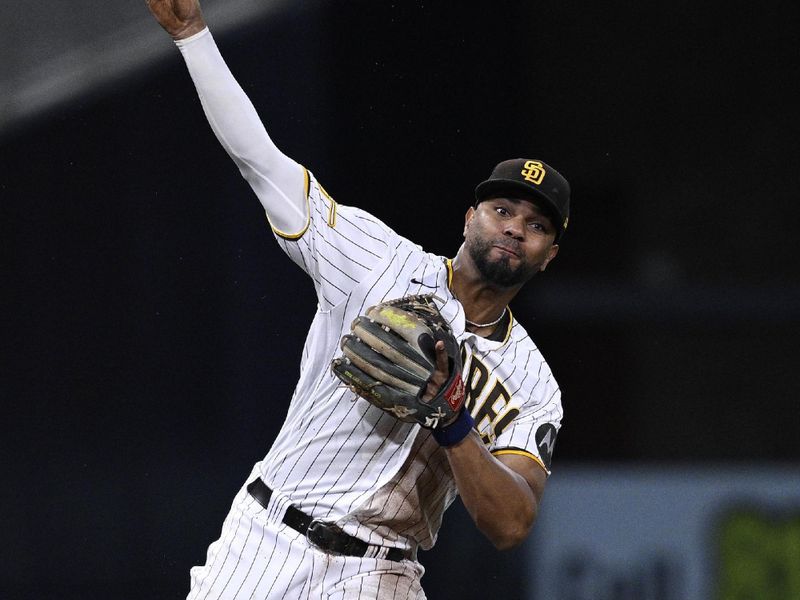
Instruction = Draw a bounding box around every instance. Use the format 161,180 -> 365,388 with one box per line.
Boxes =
246,478 -> 408,562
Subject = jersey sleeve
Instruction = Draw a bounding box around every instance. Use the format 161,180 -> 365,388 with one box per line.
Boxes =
490,363 -> 563,477
272,172 -> 401,311
176,28 -> 308,236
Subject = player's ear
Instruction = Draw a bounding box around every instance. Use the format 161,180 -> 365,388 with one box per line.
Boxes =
463,206 -> 476,237
539,243 -> 559,271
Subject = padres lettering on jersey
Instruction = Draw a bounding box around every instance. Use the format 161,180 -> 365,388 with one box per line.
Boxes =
463,350 -> 518,445
263,170 -> 562,553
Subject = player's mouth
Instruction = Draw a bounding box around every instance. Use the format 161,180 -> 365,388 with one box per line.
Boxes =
492,244 -> 520,258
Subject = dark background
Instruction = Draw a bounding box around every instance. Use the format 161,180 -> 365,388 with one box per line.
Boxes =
2,1 -> 799,598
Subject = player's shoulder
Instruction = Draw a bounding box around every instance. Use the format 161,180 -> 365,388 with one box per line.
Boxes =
306,169 -> 420,248
505,316 -> 539,354
507,319 -> 560,389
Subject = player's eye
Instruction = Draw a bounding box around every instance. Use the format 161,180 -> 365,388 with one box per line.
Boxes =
528,221 -> 546,232
495,206 -> 510,216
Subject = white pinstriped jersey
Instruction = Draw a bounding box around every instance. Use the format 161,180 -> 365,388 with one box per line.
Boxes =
257,169 -> 563,554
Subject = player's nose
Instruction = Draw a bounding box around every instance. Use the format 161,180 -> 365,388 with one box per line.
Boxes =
502,217 -> 525,240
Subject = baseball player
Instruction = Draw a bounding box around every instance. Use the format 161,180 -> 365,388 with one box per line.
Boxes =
147,1 -> 569,598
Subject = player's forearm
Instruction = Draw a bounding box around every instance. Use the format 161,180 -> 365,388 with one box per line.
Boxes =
174,29 -> 308,234
446,431 -> 538,550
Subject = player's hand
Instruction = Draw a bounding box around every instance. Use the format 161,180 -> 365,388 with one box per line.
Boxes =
423,341 -> 450,402
146,0 -> 207,40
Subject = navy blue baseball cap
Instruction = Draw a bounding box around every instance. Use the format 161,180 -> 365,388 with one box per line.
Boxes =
474,158 -> 570,242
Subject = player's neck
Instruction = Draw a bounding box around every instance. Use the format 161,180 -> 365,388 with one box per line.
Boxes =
450,250 -> 519,331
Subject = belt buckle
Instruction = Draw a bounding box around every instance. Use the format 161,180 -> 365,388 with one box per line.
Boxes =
306,519 -> 344,555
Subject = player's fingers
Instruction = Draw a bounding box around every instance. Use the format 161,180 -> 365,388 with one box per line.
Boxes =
422,341 -> 449,401
434,340 -> 448,376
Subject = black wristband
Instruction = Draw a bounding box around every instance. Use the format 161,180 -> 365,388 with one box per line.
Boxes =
432,409 -> 475,447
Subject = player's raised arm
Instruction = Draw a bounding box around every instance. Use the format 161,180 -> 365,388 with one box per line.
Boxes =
146,0 -> 309,236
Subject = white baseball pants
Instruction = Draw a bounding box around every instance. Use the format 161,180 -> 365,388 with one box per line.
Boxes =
186,475 -> 426,600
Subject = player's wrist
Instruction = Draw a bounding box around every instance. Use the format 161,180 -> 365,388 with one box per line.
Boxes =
432,408 -> 475,447
172,19 -> 208,40
173,24 -> 210,45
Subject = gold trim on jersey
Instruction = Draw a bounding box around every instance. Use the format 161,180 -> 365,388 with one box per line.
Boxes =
271,167 -> 312,240
492,448 -> 548,474
500,308 -> 513,344
319,183 -> 337,228
446,258 -> 454,287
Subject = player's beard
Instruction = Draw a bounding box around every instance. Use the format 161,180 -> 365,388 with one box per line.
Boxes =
466,235 -> 539,288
